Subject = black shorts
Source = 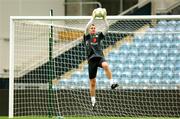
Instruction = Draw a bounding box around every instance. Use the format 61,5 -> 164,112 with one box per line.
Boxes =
88,57 -> 106,79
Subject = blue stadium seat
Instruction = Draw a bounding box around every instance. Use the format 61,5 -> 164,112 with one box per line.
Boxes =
96,80 -> 109,89
134,35 -> 144,43
153,34 -> 164,43
177,20 -> 180,25
174,34 -> 180,40
167,26 -> 176,32
176,26 -> 180,31
156,26 -> 166,32
158,20 -> 167,26
167,20 -> 177,26
144,34 -> 153,41
173,73 -> 180,84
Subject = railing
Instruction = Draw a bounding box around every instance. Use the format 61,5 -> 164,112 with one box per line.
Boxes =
120,0 -> 151,15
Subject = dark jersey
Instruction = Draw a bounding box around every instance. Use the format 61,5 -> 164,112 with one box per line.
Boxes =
83,32 -> 105,60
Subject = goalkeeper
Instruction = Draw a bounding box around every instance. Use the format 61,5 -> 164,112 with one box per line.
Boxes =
83,8 -> 119,108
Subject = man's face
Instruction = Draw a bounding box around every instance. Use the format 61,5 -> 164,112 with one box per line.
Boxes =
89,25 -> 96,35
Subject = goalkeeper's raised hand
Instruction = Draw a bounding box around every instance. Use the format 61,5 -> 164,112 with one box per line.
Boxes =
92,9 -> 96,19
102,8 -> 107,20
92,8 -> 107,19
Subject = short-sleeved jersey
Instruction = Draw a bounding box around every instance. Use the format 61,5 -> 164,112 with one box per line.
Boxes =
83,32 -> 105,60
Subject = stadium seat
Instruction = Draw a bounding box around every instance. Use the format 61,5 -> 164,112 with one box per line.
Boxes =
158,20 -> 167,26
167,20 -> 177,26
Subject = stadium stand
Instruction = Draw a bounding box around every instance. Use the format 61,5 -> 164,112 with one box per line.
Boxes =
59,20 -> 180,90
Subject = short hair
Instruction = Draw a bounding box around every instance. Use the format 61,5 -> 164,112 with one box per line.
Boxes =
90,24 -> 95,26
89,24 -> 96,30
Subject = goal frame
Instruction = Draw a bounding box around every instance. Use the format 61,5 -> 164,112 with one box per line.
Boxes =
9,15 -> 180,118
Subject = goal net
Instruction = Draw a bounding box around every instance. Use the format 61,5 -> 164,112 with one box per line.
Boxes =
9,16 -> 180,118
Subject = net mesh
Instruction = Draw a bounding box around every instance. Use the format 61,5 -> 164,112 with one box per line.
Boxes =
11,17 -> 180,118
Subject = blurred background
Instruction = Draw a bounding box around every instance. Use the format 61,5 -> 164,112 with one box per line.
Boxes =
0,0 -> 180,116
1,0 -> 180,81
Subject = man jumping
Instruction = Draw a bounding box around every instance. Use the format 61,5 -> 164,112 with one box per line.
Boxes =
83,8 -> 119,108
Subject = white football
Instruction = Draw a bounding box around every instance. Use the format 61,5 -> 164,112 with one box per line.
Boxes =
93,8 -> 107,18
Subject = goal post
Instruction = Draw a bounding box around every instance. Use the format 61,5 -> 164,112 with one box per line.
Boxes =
9,16 -> 15,119
9,15 -> 180,118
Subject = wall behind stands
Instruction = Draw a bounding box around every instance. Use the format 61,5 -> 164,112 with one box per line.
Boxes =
0,0 -> 65,78
0,89 -> 8,116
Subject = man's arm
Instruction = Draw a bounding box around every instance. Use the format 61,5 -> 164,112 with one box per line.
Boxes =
85,9 -> 96,35
85,17 -> 94,35
102,14 -> 109,35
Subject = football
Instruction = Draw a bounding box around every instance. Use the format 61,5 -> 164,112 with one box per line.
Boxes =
93,8 -> 107,18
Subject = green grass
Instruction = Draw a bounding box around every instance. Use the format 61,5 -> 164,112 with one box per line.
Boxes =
0,116 -> 180,119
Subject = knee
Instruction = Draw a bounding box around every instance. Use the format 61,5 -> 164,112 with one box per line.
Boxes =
102,62 -> 109,70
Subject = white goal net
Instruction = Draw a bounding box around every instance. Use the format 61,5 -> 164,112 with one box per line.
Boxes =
9,16 -> 180,118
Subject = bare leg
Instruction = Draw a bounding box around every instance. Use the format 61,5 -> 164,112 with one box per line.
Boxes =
90,79 -> 96,106
90,79 -> 96,96
102,61 -> 119,89
101,62 -> 112,80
